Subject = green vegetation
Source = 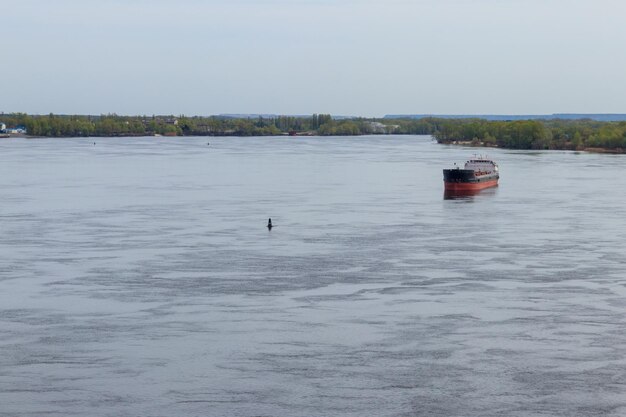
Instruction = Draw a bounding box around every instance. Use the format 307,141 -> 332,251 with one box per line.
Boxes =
1,113 -> 182,137
432,118 -> 626,151
1,113 -> 626,152
0,113 -> 446,137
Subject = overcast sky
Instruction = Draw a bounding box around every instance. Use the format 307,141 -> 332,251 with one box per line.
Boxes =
3,0 -> 626,117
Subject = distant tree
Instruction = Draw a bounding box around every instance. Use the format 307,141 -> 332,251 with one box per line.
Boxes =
571,131 -> 583,149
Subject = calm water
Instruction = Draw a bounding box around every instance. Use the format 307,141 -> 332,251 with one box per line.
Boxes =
1,136 -> 626,417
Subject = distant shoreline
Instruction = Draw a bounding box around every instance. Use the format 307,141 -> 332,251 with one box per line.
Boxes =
2,113 -> 626,153
385,113 -> 626,122
442,140 -> 626,154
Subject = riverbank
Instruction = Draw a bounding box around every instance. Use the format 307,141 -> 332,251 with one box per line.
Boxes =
442,140 -> 626,154
434,118 -> 626,153
2,113 -> 626,153
581,147 -> 626,154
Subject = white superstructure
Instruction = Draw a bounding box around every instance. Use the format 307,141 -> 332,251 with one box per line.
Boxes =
465,157 -> 498,174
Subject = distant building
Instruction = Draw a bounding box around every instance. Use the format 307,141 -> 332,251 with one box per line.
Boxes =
363,122 -> 400,134
7,125 -> 26,134
1,124 -> 26,135
366,121 -> 391,134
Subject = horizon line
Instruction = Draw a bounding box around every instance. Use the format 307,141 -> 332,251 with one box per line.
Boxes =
3,112 -> 626,118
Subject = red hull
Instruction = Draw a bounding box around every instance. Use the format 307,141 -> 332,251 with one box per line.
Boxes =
444,179 -> 498,191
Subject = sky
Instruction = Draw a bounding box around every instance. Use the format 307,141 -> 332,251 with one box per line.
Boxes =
3,0 -> 626,117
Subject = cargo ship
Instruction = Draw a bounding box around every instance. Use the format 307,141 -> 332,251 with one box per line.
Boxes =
443,157 -> 499,192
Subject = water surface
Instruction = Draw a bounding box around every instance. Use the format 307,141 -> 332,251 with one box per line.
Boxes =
1,136 -> 626,416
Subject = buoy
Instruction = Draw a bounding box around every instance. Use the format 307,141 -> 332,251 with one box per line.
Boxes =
267,218 -> 273,230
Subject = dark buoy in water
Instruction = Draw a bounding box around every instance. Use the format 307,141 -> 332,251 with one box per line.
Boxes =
93,142 -> 96,145
267,218 -> 273,230
207,142 -> 210,146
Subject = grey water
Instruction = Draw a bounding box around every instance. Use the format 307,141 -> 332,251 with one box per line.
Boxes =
1,135 -> 626,417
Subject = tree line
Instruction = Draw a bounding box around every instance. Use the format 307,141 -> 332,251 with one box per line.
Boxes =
432,118 -> 626,151
0,113 -> 449,137
1,113 -> 626,151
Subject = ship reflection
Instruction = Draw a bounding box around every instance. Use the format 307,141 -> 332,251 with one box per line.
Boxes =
444,187 -> 498,200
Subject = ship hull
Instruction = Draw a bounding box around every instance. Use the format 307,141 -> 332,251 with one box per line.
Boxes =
443,168 -> 499,191
444,179 -> 498,191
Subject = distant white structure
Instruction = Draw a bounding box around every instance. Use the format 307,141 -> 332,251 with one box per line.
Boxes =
366,121 -> 399,134
0,124 -> 27,134
367,122 -> 387,133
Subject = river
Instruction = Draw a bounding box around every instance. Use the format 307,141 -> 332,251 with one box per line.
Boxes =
1,135 -> 625,416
